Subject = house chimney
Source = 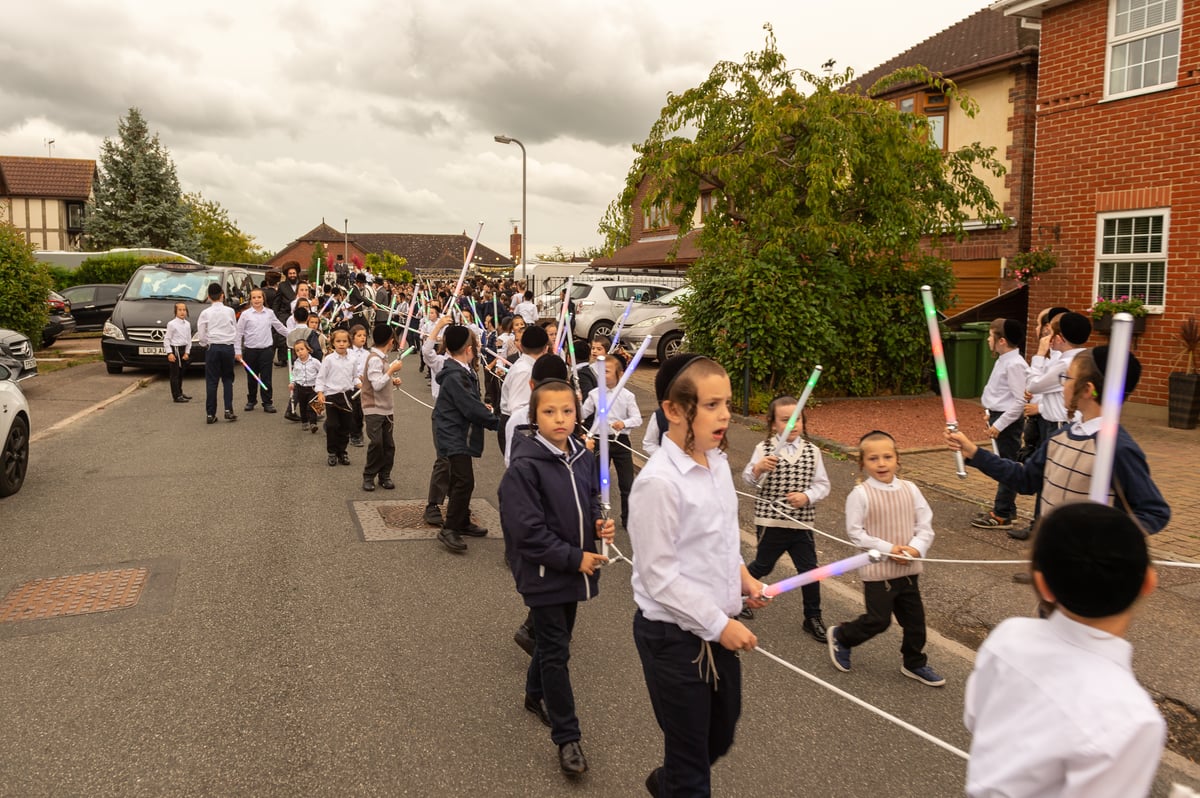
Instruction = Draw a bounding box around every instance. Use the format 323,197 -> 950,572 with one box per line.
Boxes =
510,224 -> 522,263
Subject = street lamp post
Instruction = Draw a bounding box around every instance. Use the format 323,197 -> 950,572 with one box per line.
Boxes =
493,135 -> 526,284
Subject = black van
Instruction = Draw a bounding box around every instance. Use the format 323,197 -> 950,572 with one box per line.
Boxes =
102,262 -> 254,374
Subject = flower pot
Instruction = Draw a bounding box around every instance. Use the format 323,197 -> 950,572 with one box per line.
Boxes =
1093,313 -> 1147,335
1168,372 -> 1200,429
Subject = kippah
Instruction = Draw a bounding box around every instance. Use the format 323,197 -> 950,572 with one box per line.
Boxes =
1047,306 -> 1070,322
1091,345 -> 1143,398
1002,319 -> 1024,350
443,325 -> 470,353
207,282 -> 223,300
654,353 -> 705,403
521,325 -> 550,350
531,353 -> 569,381
1058,312 -> 1091,345
1032,503 -> 1148,618
372,326 -> 393,347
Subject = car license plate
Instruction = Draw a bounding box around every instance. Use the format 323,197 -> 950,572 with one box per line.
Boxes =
138,346 -> 166,355
23,358 -> 36,370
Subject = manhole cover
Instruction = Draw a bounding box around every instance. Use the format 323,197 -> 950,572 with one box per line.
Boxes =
0,567 -> 149,623
351,499 -> 502,541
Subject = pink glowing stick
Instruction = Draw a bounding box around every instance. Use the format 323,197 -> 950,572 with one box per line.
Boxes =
762,551 -> 882,598
554,276 -> 574,354
241,360 -> 268,391
444,222 -> 483,317
596,355 -> 610,558
920,285 -> 966,479
1090,312 -> 1134,504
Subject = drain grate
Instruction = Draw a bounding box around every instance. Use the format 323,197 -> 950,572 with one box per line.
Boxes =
352,499 -> 502,542
0,567 -> 149,623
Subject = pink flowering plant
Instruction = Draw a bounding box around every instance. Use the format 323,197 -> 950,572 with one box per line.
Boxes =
1005,247 -> 1056,285
1090,294 -> 1148,319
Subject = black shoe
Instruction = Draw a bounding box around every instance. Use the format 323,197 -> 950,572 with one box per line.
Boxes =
423,509 -> 445,527
362,478 -> 376,492
338,453 -> 351,465
263,404 -> 278,414
206,415 -> 218,424
645,768 -> 662,797
327,455 -> 338,467
461,523 -> 489,537
524,694 -> 550,727
437,528 -> 467,553
558,741 -> 587,777
285,411 -> 300,422
310,423 -> 319,434
224,410 -> 238,421
174,396 -> 189,403
244,402 -> 256,411
738,606 -> 754,620
1007,524 -> 1032,541
803,616 -> 829,644
181,394 -> 193,400
350,436 -> 365,447
378,477 -> 395,490
1013,571 -> 1033,585
514,624 -> 536,657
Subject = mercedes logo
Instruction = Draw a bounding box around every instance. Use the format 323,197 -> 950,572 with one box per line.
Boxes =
150,329 -> 166,341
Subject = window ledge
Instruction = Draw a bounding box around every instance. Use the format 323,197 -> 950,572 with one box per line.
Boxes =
1100,82 -> 1177,104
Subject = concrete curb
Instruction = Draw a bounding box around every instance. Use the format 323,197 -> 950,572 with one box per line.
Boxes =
30,375 -> 156,444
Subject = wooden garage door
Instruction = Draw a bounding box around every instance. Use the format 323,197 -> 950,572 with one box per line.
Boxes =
946,260 -> 1003,315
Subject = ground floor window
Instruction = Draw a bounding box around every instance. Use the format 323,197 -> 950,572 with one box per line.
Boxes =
1096,209 -> 1167,311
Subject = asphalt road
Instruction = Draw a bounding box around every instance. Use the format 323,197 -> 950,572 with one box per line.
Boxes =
1,360 -> 1197,797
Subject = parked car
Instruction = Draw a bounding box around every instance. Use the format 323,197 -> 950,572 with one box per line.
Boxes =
0,328 -> 38,381
43,290 -> 77,347
544,280 -> 674,341
102,262 -> 255,374
58,284 -> 124,332
622,284 -> 692,362
0,362 -> 31,497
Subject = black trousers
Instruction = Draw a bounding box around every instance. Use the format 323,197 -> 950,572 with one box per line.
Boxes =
323,392 -> 353,455
364,413 -> 395,479
633,611 -> 741,798
444,454 -> 475,530
294,384 -> 317,425
351,394 -> 364,439
988,410 -> 1022,519
836,575 -> 927,671
747,525 -> 821,619
243,346 -> 275,407
497,414 -> 510,455
204,343 -> 235,416
168,345 -> 187,399
526,602 -> 581,745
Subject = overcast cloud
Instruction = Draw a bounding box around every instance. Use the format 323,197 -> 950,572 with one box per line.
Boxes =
2,0 -> 979,256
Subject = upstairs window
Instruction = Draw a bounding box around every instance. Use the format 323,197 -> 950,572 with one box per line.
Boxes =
66,202 -> 85,231
1096,210 -> 1168,311
1107,0 -> 1180,98
895,92 -> 948,152
644,201 -> 670,231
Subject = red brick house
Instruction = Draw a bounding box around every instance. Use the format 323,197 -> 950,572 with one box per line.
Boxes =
0,156 -> 96,250
588,180 -> 703,276
994,0 -> 1199,410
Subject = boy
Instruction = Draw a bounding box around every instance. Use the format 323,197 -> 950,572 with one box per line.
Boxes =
360,327 -> 403,491
498,325 -> 550,455
164,302 -> 192,403
971,319 -> 1027,530
234,288 -> 289,413
289,339 -> 321,433
196,283 -> 238,424
433,324 -> 499,553
964,502 -> 1164,797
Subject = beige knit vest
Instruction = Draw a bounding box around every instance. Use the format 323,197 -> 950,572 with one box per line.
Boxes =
858,480 -> 923,582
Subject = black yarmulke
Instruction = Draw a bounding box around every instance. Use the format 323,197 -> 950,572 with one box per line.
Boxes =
1002,319 -> 1025,350
521,325 -> 550,350
654,353 -> 705,402
531,353 -> 569,381
1058,312 -> 1092,345
443,325 -> 471,353
1091,345 -> 1143,398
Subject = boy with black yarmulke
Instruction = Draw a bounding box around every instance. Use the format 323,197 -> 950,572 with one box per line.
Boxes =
964,502 -> 1165,797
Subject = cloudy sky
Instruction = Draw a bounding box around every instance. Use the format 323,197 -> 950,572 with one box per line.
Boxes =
2,0 -> 980,258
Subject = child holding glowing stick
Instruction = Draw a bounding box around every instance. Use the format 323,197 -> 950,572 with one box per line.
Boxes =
828,430 -> 944,687
498,378 -> 615,779
315,328 -> 356,467
628,354 -> 769,798
289,339 -> 321,433
742,395 -> 831,642
581,352 -> 640,529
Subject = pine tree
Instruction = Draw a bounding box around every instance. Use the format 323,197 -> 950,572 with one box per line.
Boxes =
84,108 -> 200,259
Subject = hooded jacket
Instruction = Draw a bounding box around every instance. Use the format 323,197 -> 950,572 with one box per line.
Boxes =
499,431 -> 603,607
433,359 -> 498,458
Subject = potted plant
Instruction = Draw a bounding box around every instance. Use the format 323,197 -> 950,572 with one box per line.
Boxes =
1168,316 -> 1200,429
1005,247 -> 1057,285
1090,295 -> 1148,334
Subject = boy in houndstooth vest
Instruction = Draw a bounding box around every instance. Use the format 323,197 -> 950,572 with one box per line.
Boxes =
742,396 -> 830,642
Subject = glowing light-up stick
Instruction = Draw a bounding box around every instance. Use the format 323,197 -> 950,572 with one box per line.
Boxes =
609,335 -> 652,398
399,289 -> 416,340
762,550 -> 883,598
609,298 -> 636,352
777,365 -> 822,448
287,349 -> 294,385
444,222 -> 483,316
920,285 -> 967,479
596,355 -> 610,558
1090,312 -> 1134,504
554,276 -> 574,355
241,360 -> 268,391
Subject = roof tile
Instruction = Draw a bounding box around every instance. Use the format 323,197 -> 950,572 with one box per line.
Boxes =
0,156 -> 96,200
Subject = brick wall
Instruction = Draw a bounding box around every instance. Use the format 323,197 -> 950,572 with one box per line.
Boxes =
269,242 -> 366,279
1029,0 -> 1200,407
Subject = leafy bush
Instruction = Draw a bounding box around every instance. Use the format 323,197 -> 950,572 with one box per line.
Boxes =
0,222 -> 54,343
47,253 -> 160,290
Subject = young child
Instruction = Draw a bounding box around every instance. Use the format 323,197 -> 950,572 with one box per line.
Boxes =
315,329 -> 356,467
305,311 -> 325,360
360,326 -> 403,492
348,324 -> 369,448
164,301 -> 192,403
628,353 -> 768,797
964,503 -> 1165,797
196,282 -> 238,424
828,430 -> 943,687
581,352 -> 641,528
742,395 -> 831,641
289,339 -> 321,433
498,379 -> 615,779
971,318 -> 1027,530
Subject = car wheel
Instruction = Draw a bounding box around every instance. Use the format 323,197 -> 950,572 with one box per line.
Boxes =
588,320 -> 615,341
105,362 -> 124,374
657,331 -> 684,362
0,415 -> 29,497
41,335 -> 56,348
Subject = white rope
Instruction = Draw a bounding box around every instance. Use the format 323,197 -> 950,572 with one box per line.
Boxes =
398,387 -> 434,411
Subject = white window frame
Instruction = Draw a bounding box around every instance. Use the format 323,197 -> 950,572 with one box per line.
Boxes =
1104,0 -> 1181,101
1094,208 -> 1169,313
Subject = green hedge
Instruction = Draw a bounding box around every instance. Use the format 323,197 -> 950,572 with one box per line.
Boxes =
49,253 -> 162,290
0,222 -> 54,343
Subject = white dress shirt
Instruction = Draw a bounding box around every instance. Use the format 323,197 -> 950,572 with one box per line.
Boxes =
844,476 -> 934,557
582,386 -> 642,435
291,355 -> 320,387
515,301 -> 538,324
642,412 -> 663,456
234,305 -> 288,355
315,351 -> 357,394
164,317 -> 192,354
1026,348 -> 1083,423
421,335 -> 450,400
965,611 -> 1165,798
628,436 -> 744,642
500,353 -> 537,415
504,406 -> 530,467
980,348 -> 1028,431
196,303 -> 237,346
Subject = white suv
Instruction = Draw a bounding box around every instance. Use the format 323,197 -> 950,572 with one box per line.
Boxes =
0,360 -> 31,497
548,280 -> 674,341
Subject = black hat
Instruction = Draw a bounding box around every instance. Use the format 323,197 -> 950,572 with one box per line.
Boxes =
355,272 -> 367,283
1091,345 -> 1143,398
1002,319 -> 1025,349
1047,306 -> 1070,322
654,353 -> 705,403
1058,312 -> 1092,346
443,325 -> 471,353
1032,503 -> 1149,618
521,324 -> 550,351
531,353 -> 570,382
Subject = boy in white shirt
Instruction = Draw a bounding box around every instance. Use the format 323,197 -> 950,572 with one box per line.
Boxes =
196,283 -> 238,424
581,352 -> 641,528
971,319 -> 1026,530
164,302 -> 193,403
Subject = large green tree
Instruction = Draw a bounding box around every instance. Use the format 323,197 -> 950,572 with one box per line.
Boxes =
184,192 -> 269,264
364,251 -> 413,284
84,108 -> 199,258
629,28 -> 1007,396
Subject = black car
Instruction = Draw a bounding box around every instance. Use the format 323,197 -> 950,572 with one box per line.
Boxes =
0,328 -> 37,381
44,290 -> 77,347
102,262 -> 255,374
58,284 -> 124,332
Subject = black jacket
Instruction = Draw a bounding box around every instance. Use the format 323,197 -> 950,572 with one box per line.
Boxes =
434,360 -> 498,458
499,432 -> 603,607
